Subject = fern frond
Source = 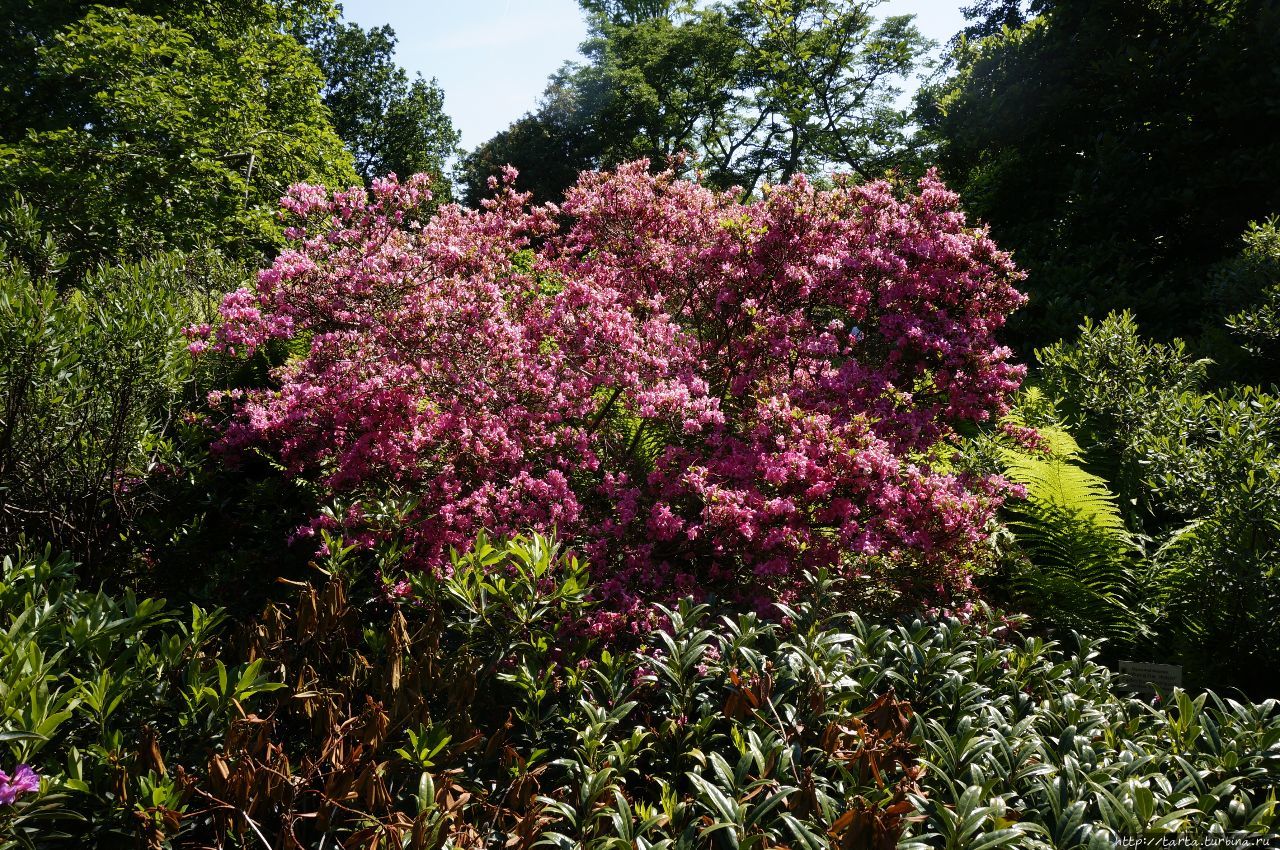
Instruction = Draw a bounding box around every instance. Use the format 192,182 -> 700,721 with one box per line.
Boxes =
998,434 -> 1147,640
1000,442 -> 1128,537
597,397 -> 675,473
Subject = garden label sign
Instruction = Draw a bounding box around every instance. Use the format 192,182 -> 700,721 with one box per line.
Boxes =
1118,660 -> 1182,696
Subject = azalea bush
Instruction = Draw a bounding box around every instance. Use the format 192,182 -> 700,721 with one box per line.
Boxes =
191,162 -> 1026,626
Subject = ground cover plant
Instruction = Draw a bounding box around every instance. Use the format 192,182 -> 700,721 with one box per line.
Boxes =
189,163 -> 1028,629
3,535 -> 1278,847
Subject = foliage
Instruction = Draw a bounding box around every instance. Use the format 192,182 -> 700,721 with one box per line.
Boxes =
15,533 -> 1280,846
950,0 -> 1041,44
720,0 -> 928,188
0,0 -> 332,137
458,98 -> 604,210
1019,313 -> 1280,695
459,4 -> 741,206
191,163 -> 1027,628
0,2 -> 357,273
988,409 -> 1151,643
1216,215 -> 1280,373
176,530 -> 597,846
459,0 -> 929,205
0,203 -> 238,572
0,544 -> 282,848
1036,312 -> 1211,510
302,10 -> 461,194
920,0 -> 1280,350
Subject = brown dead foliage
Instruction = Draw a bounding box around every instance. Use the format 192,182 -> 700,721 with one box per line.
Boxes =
821,689 -> 926,850
171,575 -> 544,849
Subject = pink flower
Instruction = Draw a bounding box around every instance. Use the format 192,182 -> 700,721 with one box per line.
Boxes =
0,764 -> 38,805
196,164 -> 1026,636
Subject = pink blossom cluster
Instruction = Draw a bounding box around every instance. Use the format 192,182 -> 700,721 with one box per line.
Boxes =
0,764 -> 38,805
191,162 -> 1026,630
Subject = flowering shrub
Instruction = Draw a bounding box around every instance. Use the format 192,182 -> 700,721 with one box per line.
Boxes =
191,162 -> 1026,624
0,764 -> 38,805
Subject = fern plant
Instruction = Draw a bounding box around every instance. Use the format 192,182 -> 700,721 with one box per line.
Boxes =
992,393 -> 1155,643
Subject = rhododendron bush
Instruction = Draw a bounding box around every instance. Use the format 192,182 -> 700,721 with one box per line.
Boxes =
190,161 -> 1026,627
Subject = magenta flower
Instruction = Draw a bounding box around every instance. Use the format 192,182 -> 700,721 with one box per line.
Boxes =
0,764 -> 39,805
193,163 -> 1028,633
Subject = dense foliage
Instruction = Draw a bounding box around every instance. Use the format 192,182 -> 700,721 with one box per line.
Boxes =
1026,313 -> 1279,695
0,200 -> 230,571
191,163 -> 1026,626
0,545 -> 280,847
4,536 -> 1278,847
3,0 -> 1280,845
0,0 -> 357,273
920,0 -> 1280,349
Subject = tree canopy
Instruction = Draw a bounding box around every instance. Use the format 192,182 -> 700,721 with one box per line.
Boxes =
302,13 -> 460,198
919,0 -> 1280,349
460,0 -> 929,205
0,0 -> 357,273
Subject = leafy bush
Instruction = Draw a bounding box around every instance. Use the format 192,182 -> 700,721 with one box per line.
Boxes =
0,545 -> 281,847
191,162 -> 1028,627
1215,215 -> 1280,373
0,208 -> 236,572
999,313 -> 1280,695
1035,311 -> 1211,512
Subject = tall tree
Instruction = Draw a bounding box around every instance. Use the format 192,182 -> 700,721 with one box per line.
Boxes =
459,76 -> 607,207
303,13 -> 460,196
719,0 -> 927,188
951,0 -> 1040,43
919,0 -> 1280,351
459,0 -> 927,205
0,1 -> 356,272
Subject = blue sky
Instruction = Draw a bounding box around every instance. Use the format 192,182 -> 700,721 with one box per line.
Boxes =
340,1 -> 967,151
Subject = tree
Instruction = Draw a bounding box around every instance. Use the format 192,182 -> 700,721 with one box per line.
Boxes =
303,14 -> 460,196
951,0 -> 1040,43
920,0 -> 1280,351
458,83 -> 605,208
0,0 -> 334,138
715,0 -> 928,189
0,2 -> 357,273
459,0 -> 928,205
460,5 -> 741,206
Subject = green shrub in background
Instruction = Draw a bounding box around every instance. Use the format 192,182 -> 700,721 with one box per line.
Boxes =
0,197 -> 240,574
1215,215 -> 1280,376
985,312 -> 1280,696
